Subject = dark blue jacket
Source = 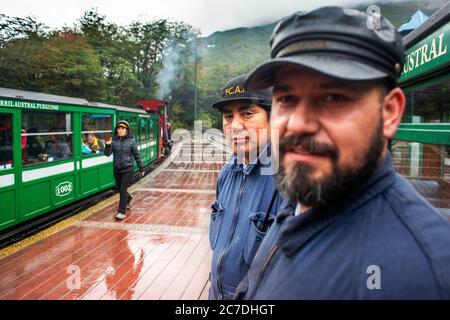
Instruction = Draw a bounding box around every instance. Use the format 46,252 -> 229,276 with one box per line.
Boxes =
236,155 -> 450,299
209,143 -> 287,300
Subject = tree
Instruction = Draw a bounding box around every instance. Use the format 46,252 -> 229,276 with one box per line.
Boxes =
127,19 -> 193,92
0,14 -> 47,48
39,31 -> 106,100
0,37 -> 44,90
77,9 -> 194,106
0,14 -> 48,90
0,9 -> 200,117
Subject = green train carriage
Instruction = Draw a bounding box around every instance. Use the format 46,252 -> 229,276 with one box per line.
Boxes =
0,87 -> 160,234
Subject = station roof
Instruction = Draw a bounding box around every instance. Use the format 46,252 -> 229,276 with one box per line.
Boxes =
399,10 -> 429,33
403,2 -> 450,48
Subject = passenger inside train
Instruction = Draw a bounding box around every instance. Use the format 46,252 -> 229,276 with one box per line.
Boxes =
21,111 -> 73,164
42,129 -> 72,161
81,138 -> 92,155
86,133 -> 105,153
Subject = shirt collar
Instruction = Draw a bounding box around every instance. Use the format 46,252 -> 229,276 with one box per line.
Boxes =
294,203 -> 302,216
278,153 -> 397,257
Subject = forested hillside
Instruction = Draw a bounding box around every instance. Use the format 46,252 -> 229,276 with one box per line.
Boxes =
0,1 -> 443,129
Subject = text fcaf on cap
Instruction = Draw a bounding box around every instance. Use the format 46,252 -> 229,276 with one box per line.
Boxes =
211,74 -> 272,110
246,6 -> 405,90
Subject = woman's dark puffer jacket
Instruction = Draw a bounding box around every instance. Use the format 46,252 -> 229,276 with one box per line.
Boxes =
104,120 -> 144,172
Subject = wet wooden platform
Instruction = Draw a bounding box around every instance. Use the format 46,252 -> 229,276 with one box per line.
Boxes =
0,139 -> 230,300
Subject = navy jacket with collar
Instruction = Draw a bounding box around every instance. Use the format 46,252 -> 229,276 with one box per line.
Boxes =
236,155 -> 450,299
209,143 -> 288,300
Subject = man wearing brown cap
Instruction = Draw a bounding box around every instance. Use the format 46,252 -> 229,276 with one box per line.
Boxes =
235,6 -> 450,299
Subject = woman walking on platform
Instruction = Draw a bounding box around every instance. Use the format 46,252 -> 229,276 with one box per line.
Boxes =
104,120 -> 145,220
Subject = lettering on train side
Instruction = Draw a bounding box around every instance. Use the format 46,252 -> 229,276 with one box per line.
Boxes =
56,181 -> 73,197
0,98 -> 59,111
403,32 -> 448,74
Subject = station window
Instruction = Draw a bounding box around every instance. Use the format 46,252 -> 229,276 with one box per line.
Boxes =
0,114 -> 13,170
393,76 -> 450,213
81,114 -> 112,156
22,111 -> 73,165
403,78 -> 450,123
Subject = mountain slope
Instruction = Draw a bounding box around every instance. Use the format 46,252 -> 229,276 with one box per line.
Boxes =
177,0 -> 442,128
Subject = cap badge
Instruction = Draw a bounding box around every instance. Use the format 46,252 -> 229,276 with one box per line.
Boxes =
224,85 -> 245,96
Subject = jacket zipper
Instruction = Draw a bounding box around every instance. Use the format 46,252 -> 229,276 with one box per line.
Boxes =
216,173 -> 248,299
119,138 -> 123,168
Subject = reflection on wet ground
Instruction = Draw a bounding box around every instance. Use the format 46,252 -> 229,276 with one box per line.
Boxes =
0,139 -> 229,300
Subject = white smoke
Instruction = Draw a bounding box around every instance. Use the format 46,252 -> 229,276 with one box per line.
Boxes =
156,41 -> 186,99
156,35 -> 214,100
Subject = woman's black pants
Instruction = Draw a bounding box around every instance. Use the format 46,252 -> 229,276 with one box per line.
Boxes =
114,169 -> 133,214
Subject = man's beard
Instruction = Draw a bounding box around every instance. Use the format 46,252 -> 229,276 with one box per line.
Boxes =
276,118 -> 385,210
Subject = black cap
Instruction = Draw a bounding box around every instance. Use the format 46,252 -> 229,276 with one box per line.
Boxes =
211,74 -> 272,110
246,6 -> 405,90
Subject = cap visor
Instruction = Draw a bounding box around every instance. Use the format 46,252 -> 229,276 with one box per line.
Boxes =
246,54 -> 388,90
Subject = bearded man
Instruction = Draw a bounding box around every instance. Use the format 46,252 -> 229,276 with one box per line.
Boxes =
235,6 -> 450,299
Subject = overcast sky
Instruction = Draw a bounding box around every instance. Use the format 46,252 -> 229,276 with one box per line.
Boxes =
0,0 -> 419,35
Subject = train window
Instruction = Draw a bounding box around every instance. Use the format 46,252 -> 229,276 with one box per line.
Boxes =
128,116 -> 137,141
139,118 -> 148,145
81,114 -> 112,155
149,119 -> 155,142
22,111 -> 73,165
0,114 -> 13,170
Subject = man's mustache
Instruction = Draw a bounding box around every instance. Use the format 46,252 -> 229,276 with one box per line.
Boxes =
279,135 -> 338,160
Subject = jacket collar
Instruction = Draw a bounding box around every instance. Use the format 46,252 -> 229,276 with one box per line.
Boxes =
224,141 -> 272,175
278,153 -> 397,257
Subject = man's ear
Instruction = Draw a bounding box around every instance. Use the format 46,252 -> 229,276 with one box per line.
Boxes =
382,87 -> 406,140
